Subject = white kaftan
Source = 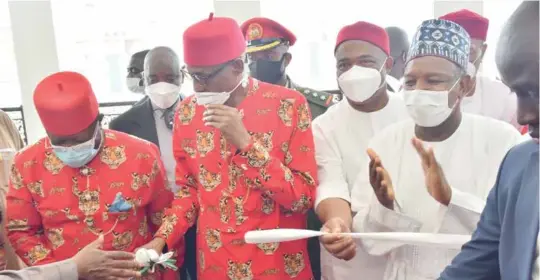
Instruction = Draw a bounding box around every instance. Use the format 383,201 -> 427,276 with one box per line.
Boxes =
350,113 -> 522,280
462,76 -> 519,129
313,94 -> 408,280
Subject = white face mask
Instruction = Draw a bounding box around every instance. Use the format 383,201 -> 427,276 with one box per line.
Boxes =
338,62 -> 386,103
145,82 -> 181,109
403,80 -> 460,127
195,76 -> 246,106
126,77 -> 144,93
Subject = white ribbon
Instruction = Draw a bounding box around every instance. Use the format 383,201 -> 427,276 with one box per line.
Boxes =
244,229 -> 471,249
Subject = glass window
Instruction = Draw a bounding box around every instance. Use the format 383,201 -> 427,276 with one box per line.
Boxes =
260,0 -> 434,90
50,0 -> 214,102
0,0 -> 22,108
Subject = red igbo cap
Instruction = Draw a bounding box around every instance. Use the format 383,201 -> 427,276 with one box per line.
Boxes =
440,9 -> 489,41
335,21 -> 390,55
183,13 -> 246,66
34,71 -> 99,136
240,17 -> 296,53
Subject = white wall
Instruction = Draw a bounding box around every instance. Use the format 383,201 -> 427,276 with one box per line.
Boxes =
9,0 -> 59,143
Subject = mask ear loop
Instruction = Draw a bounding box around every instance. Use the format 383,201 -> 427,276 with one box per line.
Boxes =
447,78 -> 464,109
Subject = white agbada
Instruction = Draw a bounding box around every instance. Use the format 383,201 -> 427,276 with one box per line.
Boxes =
350,113 -> 522,280
313,94 -> 408,280
462,75 -> 519,128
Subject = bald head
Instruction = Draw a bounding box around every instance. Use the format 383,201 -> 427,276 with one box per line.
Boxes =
496,1 -> 539,138
385,27 -> 410,79
143,46 -> 182,87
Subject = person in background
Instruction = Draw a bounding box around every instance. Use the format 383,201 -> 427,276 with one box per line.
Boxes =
316,21 -> 408,280
141,13 -> 318,279
126,49 -> 150,94
0,110 -> 24,271
440,2 -> 539,279
109,46 -> 195,280
241,17 -> 334,119
5,71 -> 175,279
440,9 -> 519,129
347,19 -> 522,279
0,213 -> 142,280
0,110 -> 23,152
240,17 -> 329,279
385,26 -> 409,92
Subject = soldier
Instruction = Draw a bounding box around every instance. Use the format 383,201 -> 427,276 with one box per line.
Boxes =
241,17 -> 334,119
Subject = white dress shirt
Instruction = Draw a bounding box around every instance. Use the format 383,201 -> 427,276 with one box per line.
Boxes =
313,94 -> 408,280
151,103 -> 175,188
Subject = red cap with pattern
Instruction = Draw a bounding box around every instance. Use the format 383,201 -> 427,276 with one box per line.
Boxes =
240,17 -> 297,53
440,9 -> 489,41
183,13 -> 246,66
33,71 -> 99,136
335,21 -> 390,55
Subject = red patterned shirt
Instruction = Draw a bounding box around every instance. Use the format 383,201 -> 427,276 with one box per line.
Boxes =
5,129 -> 177,272
155,78 -> 318,280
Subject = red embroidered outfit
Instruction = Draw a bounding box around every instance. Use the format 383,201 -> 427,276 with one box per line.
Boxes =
6,130 -> 177,268
155,77 -> 318,279
5,71 -> 179,280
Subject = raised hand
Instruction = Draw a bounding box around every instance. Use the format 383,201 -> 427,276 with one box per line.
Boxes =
411,137 -> 452,205
367,148 -> 395,210
203,105 -> 251,150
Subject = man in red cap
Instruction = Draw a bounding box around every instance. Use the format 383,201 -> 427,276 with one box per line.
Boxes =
5,71 -> 176,279
315,21 -> 407,280
144,14 -> 318,279
241,17 -> 334,119
440,9 -> 520,130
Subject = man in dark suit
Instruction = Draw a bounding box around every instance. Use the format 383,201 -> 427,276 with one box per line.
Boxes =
440,2 -> 539,279
109,46 -> 197,280
126,49 -> 150,94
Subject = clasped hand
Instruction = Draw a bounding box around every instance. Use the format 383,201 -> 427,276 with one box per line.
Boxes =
203,104 -> 251,150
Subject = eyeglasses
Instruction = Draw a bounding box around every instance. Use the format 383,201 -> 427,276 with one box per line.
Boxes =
182,60 -> 233,85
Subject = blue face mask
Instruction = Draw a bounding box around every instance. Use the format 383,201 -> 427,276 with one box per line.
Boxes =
51,126 -> 101,168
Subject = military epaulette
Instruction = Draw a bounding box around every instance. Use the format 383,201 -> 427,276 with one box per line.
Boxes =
296,87 -> 334,108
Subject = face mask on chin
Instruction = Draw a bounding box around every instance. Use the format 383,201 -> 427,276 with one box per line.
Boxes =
248,57 -> 285,84
403,79 -> 461,127
51,125 -> 101,168
126,77 -> 144,93
195,75 -> 247,106
338,60 -> 386,103
145,82 -> 181,109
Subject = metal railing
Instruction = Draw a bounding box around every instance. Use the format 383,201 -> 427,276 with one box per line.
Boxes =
2,101 -> 137,145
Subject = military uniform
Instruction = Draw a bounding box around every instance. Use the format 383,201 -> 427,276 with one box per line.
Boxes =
287,77 -> 333,119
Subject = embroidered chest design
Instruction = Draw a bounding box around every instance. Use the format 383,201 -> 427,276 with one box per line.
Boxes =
278,99 -> 295,127
43,152 -> 65,175
179,100 -> 196,125
198,165 -> 221,192
100,145 -> 127,169
196,130 -> 215,157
